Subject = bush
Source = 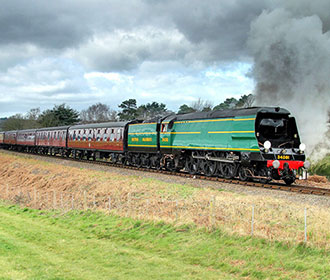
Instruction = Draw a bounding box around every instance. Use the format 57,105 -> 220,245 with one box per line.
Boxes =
310,156 -> 330,179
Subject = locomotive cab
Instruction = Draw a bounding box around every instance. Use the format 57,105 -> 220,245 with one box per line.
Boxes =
255,109 -> 309,185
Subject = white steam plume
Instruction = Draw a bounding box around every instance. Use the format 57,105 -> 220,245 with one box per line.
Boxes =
248,3 -> 330,161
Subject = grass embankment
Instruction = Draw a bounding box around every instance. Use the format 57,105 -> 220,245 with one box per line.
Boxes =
0,151 -> 329,248
311,155 -> 330,179
0,203 -> 329,280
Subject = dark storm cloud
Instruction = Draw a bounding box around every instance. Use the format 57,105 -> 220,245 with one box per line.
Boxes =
0,0 -> 269,72
0,1 -> 89,48
0,0 -> 152,49
162,0 -> 267,61
73,0 -> 269,72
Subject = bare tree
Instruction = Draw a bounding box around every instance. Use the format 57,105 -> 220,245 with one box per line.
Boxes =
81,103 -> 117,123
245,94 -> 255,107
191,98 -> 213,112
26,108 -> 41,120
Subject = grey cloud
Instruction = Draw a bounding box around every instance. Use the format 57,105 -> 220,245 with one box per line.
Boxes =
74,28 -> 193,72
72,0 -> 269,71
163,0 -> 268,61
0,0 -> 152,49
0,0 -> 269,72
0,1 -> 90,48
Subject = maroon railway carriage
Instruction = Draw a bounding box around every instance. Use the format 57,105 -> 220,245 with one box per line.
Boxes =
16,129 -> 37,152
36,126 -> 69,155
0,132 -> 4,147
67,122 -> 128,161
3,130 -> 17,147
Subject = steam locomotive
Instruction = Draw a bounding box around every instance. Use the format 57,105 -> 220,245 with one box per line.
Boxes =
0,107 -> 310,185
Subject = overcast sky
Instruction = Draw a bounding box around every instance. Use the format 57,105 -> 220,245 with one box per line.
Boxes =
0,0 -> 301,117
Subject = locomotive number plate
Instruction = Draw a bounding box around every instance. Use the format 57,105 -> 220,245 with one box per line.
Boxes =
277,155 -> 292,160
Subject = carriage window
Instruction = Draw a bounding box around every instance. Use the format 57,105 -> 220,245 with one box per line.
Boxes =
96,129 -> 101,141
103,128 -> 108,141
110,128 -> 115,141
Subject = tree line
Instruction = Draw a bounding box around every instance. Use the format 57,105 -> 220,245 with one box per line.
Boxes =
0,94 -> 254,131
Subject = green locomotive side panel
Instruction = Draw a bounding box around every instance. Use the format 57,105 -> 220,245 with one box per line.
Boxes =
127,122 -> 158,149
230,116 -> 259,151
160,115 -> 259,152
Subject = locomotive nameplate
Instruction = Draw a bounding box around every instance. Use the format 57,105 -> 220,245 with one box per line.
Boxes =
277,155 -> 292,160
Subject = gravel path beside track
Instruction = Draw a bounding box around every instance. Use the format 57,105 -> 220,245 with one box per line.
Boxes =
1,149 -> 329,208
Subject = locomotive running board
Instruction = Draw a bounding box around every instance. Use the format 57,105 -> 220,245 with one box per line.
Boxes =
192,153 -> 237,163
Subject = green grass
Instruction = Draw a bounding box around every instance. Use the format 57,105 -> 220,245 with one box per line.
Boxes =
311,155 -> 330,179
0,203 -> 329,280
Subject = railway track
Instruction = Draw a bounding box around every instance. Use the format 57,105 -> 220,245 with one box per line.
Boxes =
2,149 -> 330,197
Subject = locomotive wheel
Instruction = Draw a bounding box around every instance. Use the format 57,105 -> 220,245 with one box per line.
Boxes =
151,156 -> 161,170
238,166 -> 249,181
284,177 -> 295,186
165,158 -> 176,172
123,156 -> 130,166
110,153 -> 117,164
201,160 -> 217,177
258,168 -> 271,184
143,155 -> 151,169
185,157 -> 199,175
221,163 -> 235,179
217,162 -> 224,177
134,154 -> 142,168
